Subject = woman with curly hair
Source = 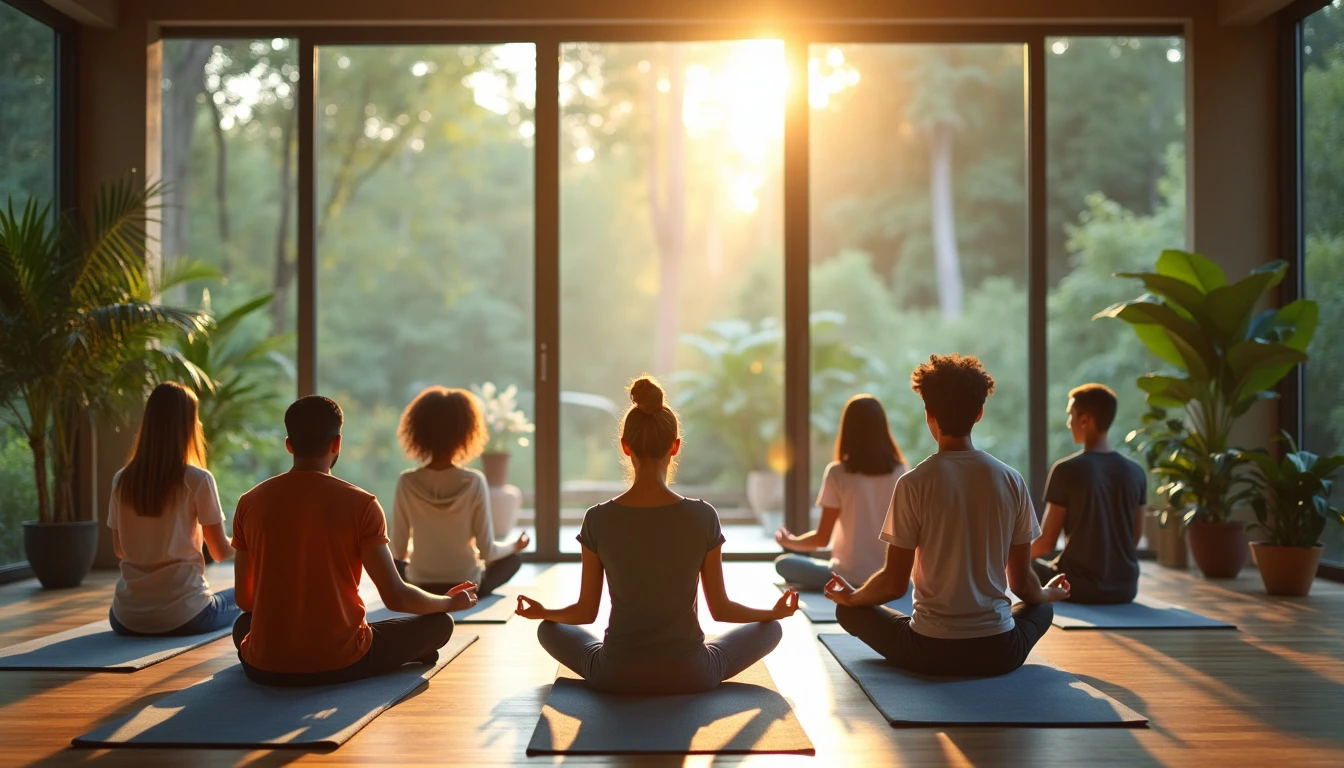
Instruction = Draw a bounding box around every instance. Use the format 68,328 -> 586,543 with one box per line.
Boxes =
392,386 -> 530,597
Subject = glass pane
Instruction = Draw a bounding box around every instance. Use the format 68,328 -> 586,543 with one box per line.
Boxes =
809,43 -> 1027,517
1302,5 -> 1344,564
1045,36 -> 1187,537
559,41 -> 785,553
316,45 -> 536,537
0,2 -> 57,565
159,39 -> 300,519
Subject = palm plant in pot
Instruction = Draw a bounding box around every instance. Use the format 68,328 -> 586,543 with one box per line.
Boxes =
1237,432 -> 1344,596
1097,249 -> 1317,579
0,180 -> 210,588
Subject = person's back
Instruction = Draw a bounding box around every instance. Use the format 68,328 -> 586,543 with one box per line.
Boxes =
233,471 -> 385,673
111,465 -> 224,632
395,466 -> 488,585
580,498 -> 720,659
892,451 -> 1034,638
1046,451 -> 1146,603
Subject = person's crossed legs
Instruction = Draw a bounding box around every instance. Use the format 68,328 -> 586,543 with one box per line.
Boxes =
774,554 -> 832,590
231,611 -> 454,687
835,601 -> 1053,677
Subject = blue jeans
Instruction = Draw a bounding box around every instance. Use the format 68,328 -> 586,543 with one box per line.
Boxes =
109,588 -> 240,636
774,553 -> 833,590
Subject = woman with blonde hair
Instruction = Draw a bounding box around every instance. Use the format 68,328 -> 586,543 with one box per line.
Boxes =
108,381 -> 238,636
516,376 -> 798,694
392,386 -> 529,597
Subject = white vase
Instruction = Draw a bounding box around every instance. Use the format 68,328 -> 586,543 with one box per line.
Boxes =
746,469 -> 785,535
489,483 -> 522,536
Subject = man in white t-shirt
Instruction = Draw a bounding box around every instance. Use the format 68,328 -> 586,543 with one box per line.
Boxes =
825,354 -> 1071,677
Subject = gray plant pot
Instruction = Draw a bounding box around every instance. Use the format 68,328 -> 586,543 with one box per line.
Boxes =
23,520 -> 99,589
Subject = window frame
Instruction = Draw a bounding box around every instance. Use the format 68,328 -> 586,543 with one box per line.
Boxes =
158,21 -> 1185,562
1279,0 -> 1344,581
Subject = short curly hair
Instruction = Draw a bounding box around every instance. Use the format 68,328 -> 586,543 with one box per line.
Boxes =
398,386 -> 488,465
910,354 -> 996,438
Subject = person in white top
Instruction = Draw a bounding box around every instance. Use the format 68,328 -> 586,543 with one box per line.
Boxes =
108,382 -> 238,636
392,386 -> 530,597
775,395 -> 908,588
825,354 -> 1071,677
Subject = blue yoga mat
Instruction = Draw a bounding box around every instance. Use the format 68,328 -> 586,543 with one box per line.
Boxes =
0,620 -> 230,672
1052,595 -> 1235,630
819,633 -> 1147,727
72,633 -> 477,748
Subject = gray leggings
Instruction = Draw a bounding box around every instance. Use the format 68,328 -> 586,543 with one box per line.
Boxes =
537,620 -> 783,695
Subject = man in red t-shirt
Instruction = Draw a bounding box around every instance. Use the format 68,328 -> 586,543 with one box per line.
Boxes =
231,396 -> 477,686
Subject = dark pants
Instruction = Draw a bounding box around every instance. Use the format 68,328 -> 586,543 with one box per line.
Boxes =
231,611 -> 454,687
1033,557 -> 1136,605
109,588 -> 240,636
836,601 -> 1054,678
399,553 -> 523,598
537,620 -> 783,695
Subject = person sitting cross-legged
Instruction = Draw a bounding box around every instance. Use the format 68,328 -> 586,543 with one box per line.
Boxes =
1030,383 -> 1148,605
231,395 -> 478,687
826,354 -> 1071,678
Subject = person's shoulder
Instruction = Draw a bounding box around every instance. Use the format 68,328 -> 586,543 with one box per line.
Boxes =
680,497 -> 719,517
183,464 -> 215,487
980,451 -> 1029,485
1053,450 -> 1088,471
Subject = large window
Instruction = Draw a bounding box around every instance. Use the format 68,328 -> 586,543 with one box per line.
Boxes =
316,44 -> 536,528
1045,36 -> 1186,504
559,41 -> 784,552
1300,3 -> 1344,564
159,39 -> 299,517
809,43 -> 1027,506
0,1 -> 58,566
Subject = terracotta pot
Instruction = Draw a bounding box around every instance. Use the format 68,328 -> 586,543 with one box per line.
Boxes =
1186,521 -> 1249,579
481,452 -> 510,488
1251,542 -> 1323,597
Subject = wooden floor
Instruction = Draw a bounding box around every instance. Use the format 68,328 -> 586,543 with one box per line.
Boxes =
1,561 -> 1342,768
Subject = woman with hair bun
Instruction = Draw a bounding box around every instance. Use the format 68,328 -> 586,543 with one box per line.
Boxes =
516,375 -> 798,694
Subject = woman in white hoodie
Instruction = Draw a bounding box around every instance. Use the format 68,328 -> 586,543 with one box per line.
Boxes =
392,386 -> 529,596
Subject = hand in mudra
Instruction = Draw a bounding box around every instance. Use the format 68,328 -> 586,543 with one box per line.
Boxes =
1043,573 -> 1072,602
772,589 -> 800,620
445,582 -> 479,612
515,595 -> 547,619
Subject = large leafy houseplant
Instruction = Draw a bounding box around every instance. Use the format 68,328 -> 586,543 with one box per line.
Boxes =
0,179 -> 210,527
673,311 -> 882,479
1097,250 -> 1318,527
162,291 -> 294,467
1238,432 -> 1344,549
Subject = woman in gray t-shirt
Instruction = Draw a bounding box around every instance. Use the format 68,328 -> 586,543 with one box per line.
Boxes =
516,377 -> 799,694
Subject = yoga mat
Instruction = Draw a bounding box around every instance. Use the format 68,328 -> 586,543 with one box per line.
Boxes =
819,633 -> 1146,727
0,620 -> 231,672
72,633 -> 477,749
776,583 -> 912,624
367,591 -> 516,625
1052,595 -> 1235,630
526,660 -> 815,755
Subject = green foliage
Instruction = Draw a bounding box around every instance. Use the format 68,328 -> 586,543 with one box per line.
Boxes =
0,179 -> 210,523
674,312 -> 881,478
1097,250 -> 1318,523
0,5 -> 55,207
162,291 -> 294,469
1238,432 -> 1344,548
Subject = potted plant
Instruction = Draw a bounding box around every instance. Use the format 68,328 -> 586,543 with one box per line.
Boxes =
674,312 -> 880,532
1123,406 -> 1190,568
1237,432 -> 1344,596
470,382 -> 534,488
0,180 -> 209,588
1097,249 -> 1317,579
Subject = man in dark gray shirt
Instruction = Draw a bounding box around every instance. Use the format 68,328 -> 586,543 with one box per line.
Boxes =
1031,384 -> 1148,604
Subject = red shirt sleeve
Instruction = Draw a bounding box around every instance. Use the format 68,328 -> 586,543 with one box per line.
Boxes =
230,496 -> 249,551
359,497 -> 390,548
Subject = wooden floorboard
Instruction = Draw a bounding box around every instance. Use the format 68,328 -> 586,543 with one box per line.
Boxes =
1,561 -> 1342,767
